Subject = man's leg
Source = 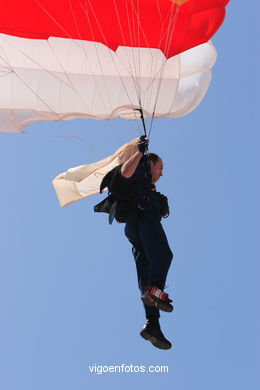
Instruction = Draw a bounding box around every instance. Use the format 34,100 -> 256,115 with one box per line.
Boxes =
138,216 -> 173,290
131,241 -> 160,318
132,241 -> 172,350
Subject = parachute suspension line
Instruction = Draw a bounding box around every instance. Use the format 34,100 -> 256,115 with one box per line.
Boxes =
34,0 -> 141,143
133,1 -> 161,124
7,64 -> 96,148
123,1 -> 179,140
86,0 -> 140,108
0,35 -> 106,150
2,1 -> 115,147
0,36 -> 74,90
128,1 -> 145,137
145,0 -> 169,139
148,114 -> 156,140
8,1 -> 111,118
115,0 -> 166,137
7,67 -> 61,122
46,40 -> 94,115
123,0 -> 180,141
81,2 -> 143,143
156,0 -> 164,26
112,0 -> 148,136
133,0 -> 142,106
125,0 -> 143,113
84,2 -> 143,140
84,0 -> 143,133
22,130 -> 100,150
71,0 -> 141,143
80,0 -> 134,124
8,66 -> 97,149
126,0 -> 155,138
87,0 -> 159,142
35,0 -> 105,112
67,0 -> 116,117
36,0 -> 135,133
131,0 -> 145,137
143,0 -> 167,118
78,1 -> 115,117
130,0 -> 160,116
0,44 -> 14,74
36,0 -> 145,144
148,3 -> 180,140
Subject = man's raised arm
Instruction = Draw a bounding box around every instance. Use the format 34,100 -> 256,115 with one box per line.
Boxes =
120,151 -> 143,178
121,136 -> 149,178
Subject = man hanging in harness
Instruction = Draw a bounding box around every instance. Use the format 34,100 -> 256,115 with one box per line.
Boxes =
95,136 -> 173,350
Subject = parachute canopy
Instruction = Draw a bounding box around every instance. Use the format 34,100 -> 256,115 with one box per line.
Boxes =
0,35 -> 216,132
0,0 -> 229,58
0,0 -> 229,132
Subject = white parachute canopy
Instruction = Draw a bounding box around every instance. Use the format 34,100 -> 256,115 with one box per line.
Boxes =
0,33 -> 217,132
52,138 -> 139,207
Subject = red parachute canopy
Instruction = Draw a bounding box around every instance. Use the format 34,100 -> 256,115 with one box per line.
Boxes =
0,0 -> 229,58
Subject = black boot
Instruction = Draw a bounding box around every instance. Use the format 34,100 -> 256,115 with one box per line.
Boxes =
140,316 -> 172,350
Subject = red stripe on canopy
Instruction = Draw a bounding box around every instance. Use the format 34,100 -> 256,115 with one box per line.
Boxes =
0,0 -> 229,58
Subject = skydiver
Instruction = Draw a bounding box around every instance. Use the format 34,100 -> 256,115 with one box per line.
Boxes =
95,136 -> 173,350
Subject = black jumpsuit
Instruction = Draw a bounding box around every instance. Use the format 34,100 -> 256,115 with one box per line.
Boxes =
121,157 -> 173,318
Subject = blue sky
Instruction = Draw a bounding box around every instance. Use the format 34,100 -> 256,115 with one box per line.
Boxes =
0,1 -> 259,389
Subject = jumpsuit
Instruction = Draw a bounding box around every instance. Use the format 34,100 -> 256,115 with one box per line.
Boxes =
120,158 -> 173,318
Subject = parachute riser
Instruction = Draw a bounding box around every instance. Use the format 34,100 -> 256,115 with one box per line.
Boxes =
135,107 -> 150,156
135,108 -> 147,138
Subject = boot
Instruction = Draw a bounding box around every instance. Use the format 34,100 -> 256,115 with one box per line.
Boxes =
140,316 -> 172,350
141,286 -> 173,313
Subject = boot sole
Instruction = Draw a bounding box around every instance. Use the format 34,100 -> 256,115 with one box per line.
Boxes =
141,295 -> 174,313
140,330 -> 172,350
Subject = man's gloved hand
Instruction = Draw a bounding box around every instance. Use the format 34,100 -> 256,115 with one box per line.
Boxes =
138,135 -> 149,154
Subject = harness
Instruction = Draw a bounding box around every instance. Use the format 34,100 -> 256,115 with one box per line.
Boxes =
94,156 -> 169,224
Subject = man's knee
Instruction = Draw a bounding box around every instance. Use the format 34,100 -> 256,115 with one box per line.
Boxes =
165,248 -> 173,266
